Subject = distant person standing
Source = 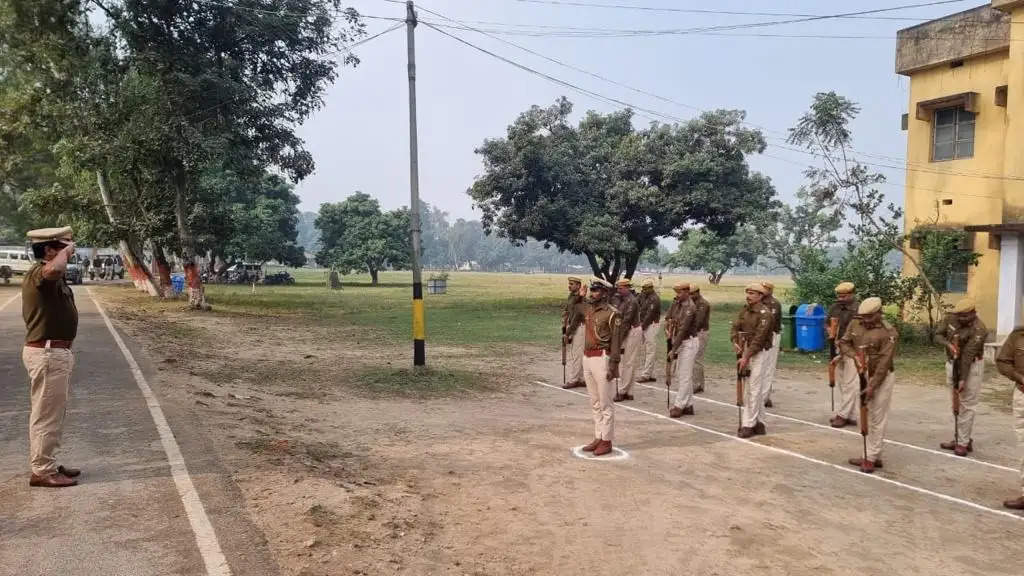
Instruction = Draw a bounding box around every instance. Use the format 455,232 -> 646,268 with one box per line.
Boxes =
690,286 -> 711,394
636,278 -> 661,383
731,283 -> 773,438
22,227 -> 81,488
613,278 -> 641,402
760,281 -> 783,408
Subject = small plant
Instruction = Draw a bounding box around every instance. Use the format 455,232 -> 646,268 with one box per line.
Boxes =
429,271 -> 449,282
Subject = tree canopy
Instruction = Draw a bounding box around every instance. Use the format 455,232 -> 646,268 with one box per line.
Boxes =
315,192 -> 410,285
469,98 -> 774,281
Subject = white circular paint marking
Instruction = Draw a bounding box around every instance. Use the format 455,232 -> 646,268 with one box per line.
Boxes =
571,445 -> 630,461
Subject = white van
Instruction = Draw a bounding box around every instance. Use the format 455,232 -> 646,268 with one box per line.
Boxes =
0,246 -> 33,283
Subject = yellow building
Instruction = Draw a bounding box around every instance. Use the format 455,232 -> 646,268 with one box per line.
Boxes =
897,1 -> 1024,336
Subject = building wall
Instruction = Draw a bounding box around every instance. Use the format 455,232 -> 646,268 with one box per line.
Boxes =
903,49 -> 1008,328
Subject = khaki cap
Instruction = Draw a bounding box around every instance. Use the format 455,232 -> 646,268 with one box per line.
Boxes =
27,226 -> 73,243
641,278 -> 655,288
590,277 -> 613,289
673,282 -> 690,291
952,297 -> 976,314
835,281 -> 856,295
745,282 -> 768,295
761,280 -> 775,292
568,276 -> 582,283
858,297 -> 882,315
615,278 -> 632,287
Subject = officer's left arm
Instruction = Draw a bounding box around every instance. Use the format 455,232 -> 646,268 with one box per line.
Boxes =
959,325 -> 987,376
869,332 -> 897,389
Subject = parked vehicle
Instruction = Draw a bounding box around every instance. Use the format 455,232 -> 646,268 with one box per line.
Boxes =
263,271 -> 295,285
65,254 -> 84,285
0,247 -> 33,284
89,253 -> 124,280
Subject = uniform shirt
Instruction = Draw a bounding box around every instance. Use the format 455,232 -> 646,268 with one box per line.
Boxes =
996,329 -> 1024,385
692,293 -> 711,332
582,299 -> 622,367
615,291 -> 640,341
827,299 -> 859,340
838,318 -> 898,389
763,295 -> 783,334
564,292 -> 584,334
670,297 -> 697,353
22,262 -> 79,343
638,289 -> 661,329
935,316 -> 988,377
730,302 -> 773,359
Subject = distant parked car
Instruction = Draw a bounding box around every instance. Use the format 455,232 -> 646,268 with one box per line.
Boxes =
0,247 -> 33,284
64,254 -> 84,285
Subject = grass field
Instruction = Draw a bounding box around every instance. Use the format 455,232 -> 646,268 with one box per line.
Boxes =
109,268 -> 946,379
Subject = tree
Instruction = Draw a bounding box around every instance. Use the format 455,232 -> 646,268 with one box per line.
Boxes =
758,187 -> 843,280
670,226 -> 761,284
469,98 -> 774,282
221,174 -> 307,267
315,192 -> 410,285
296,211 -> 321,254
909,227 -> 980,341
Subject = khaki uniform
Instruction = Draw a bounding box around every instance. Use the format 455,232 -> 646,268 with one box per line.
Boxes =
730,303 -> 773,428
827,299 -> 860,421
936,316 -> 988,445
637,289 -> 661,380
670,297 -> 698,410
839,319 -> 898,462
577,299 -> 623,441
616,291 -> 642,395
22,262 -> 78,477
995,329 -> 1024,498
691,294 -> 711,392
763,295 -> 783,402
564,292 -> 585,385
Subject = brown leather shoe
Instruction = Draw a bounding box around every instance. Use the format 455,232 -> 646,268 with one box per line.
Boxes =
613,393 -> 634,402
694,385 -> 704,394
562,380 -> 585,390
940,439 -> 973,453
669,406 -> 684,418
57,465 -> 81,478
939,440 -> 956,451
753,422 -> 766,436
592,440 -> 613,456
848,457 -> 883,470
829,416 -> 848,428
29,473 -> 78,488
1004,497 -> 1024,510
637,376 -> 656,383
764,398 -> 774,408
954,444 -> 969,457
737,427 -> 755,439
582,438 -> 601,452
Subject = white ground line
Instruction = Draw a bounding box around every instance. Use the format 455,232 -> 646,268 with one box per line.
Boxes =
88,288 -> 232,576
0,292 -> 19,313
534,380 -> 1024,524
637,382 -> 1019,474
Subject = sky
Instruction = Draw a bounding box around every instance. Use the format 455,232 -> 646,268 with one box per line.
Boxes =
293,0 -> 978,224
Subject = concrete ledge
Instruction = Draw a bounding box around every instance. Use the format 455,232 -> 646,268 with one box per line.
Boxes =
896,5 -> 1009,75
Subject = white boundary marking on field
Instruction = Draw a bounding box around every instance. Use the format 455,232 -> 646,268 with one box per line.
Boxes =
571,445 -> 630,461
638,383 -> 1018,474
0,292 -> 19,313
88,288 -> 232,576
534,380 -> 1024,524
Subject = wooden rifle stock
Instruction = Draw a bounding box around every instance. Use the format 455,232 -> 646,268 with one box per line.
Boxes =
856,349 -> 869,443
951,336 -> 961,445
666,338 -> 673,409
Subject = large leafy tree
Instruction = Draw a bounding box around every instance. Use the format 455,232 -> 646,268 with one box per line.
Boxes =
670,226 -> 761,285
315,192 -> 410,285
470,98 -> 774,281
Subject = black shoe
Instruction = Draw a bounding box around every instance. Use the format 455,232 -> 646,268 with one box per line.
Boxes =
764,398 -> 773,408
753,422 -> 766,436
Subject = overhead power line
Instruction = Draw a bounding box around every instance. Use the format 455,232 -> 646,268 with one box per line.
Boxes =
512,0 -> 972,19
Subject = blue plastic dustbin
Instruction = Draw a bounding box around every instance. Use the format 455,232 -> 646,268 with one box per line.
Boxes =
171,274 -> 185,295
795,303 -> 826,352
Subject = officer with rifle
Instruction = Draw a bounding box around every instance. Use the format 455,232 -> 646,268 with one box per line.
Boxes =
667,283 -> 698,418
730,283 -> 773,438
562,277 -> 586,389
827,282 -> 860,428
839,297 -> 898,474
935,297 -> 988,456
995,324 -> 1024,510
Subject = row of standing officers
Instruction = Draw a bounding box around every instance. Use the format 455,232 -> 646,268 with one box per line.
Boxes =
561,276 -> 1024,510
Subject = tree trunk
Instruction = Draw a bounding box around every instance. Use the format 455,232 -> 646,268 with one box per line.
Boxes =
173,167 -> 209,310
710,269 -> 726,285
623,250 -> 641,280
369,268 -> 379,286
150,241 -> 173,297
95,170 -> 160,296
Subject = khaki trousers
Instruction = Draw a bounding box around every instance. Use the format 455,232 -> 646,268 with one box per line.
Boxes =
639,322 -> 660,380
619,326 -> 643,395
693,330 -> 709,391
23,346 -> 75,477
764,332 -> 781,401
741,351 -> 768,428
583,353 -> 615,442
946,359 -> 984,445
567,325 -> 585,384
834,357 -> 859,421
1013,387 -> 1024,497
866,372 -> 895,462
671,337 -> 698,409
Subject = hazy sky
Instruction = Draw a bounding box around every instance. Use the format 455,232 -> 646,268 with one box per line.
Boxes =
294,0 -> 976,222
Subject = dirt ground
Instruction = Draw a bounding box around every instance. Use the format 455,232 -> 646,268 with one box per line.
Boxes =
94,288 -> 1024,576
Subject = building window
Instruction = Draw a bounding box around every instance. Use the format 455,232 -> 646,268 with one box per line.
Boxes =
933,107 -> 974,161
946,261 -> 969,293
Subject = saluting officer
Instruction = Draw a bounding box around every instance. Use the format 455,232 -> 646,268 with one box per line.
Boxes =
995,325 -> 1024,510
839,297 -> 898,474
731,283 -> 774,438
577,278 -> 623,457
613,278 -> 642,402
690,286 -> 711,394
935,297 -> 988,456
637,278 -> 661,383
828,282 -> 860,428
563,277 -> 586,389
668,283 -> 698,418
761,281 -> 783,408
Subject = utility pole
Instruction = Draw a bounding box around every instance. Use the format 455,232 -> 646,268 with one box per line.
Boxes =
406,0 -> 425,367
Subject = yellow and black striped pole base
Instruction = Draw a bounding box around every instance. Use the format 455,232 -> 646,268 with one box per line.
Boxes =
413,281 -> 425,366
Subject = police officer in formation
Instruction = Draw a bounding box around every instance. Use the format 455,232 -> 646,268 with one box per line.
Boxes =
690,286 -> 711,393
827,282 -> 860,428
613,278 -> 641,402
574,278 -> 622,457
761,281 -> 783,408
636,278 -> 661,384
731,283 -> 774,438
562,277 -> 586,389
668,282 -> 698,418
936,298 -> 987,456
